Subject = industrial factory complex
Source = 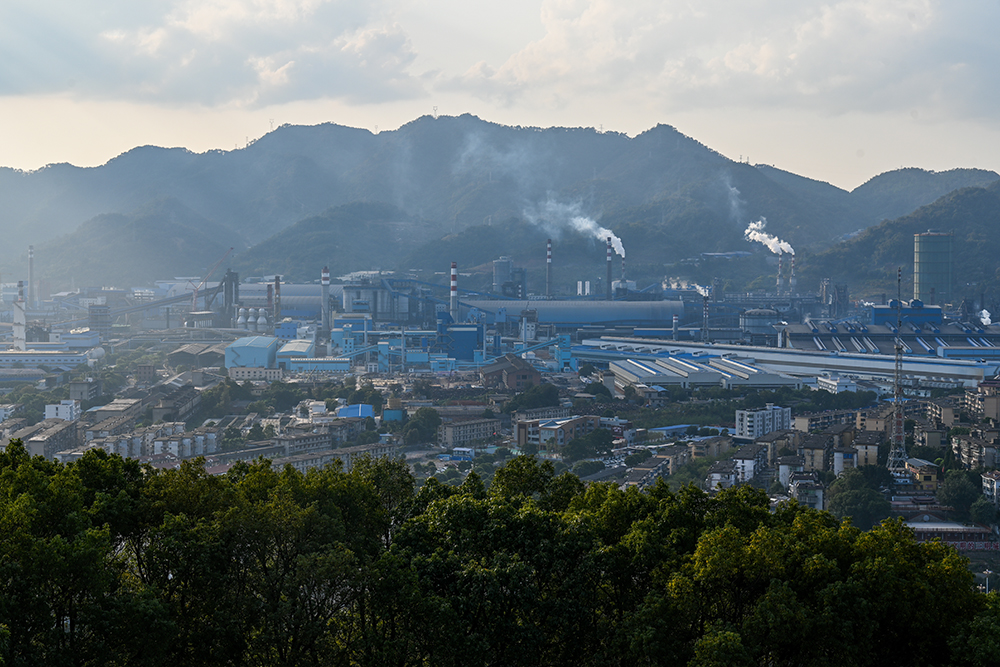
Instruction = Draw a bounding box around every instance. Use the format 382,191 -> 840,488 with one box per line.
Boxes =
0,230 -> 997,395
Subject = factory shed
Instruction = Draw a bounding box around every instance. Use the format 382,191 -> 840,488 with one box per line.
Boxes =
225,336 -> 280,370
464,300 -> 685,328
167,343 -> 227,369
277,340 -> 316,369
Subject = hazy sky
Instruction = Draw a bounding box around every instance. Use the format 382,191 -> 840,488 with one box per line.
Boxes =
2,0 -> 998,189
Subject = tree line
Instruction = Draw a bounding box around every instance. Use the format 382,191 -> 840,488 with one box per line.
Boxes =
0,441 -> 996,666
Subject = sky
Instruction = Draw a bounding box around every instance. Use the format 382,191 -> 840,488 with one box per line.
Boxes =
1,0 -> 999,190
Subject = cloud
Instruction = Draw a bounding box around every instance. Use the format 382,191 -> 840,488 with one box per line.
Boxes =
451,0 -> 1000,121
0,0 -> 423,106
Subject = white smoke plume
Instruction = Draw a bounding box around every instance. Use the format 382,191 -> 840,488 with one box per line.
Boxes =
744,218 -> 795,255
525,199 -> 625,257
981,309 -> 992,325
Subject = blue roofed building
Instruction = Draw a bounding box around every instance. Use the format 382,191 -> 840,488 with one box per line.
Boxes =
338,404 -> 375,419
225,337 -> 281,380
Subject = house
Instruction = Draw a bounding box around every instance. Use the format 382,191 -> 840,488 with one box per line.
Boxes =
732,444 -> 767,483
853,430 -> 883,466
982,470 -> 1000,508
480,354 -> 542,391
706,460 -> 737,491
906,458 -> 940,492
789,472 -> 825,510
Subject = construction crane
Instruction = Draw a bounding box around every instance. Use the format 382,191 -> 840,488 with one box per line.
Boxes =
191,248 -> 233,311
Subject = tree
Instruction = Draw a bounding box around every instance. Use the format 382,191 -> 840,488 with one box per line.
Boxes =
938,469 -> 981,518
970,497 -> 997,525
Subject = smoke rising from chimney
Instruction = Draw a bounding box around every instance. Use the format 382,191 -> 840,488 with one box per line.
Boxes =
524,199 -> 625,257
980,309 -> 991,326
744,218 -> 794,255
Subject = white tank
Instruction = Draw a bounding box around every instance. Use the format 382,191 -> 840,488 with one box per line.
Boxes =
248,308 -> 258,332
257,311 -> 268,330
236,307 -> 248,329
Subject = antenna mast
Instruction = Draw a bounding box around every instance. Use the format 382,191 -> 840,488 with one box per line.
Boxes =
887,266 -> 909,474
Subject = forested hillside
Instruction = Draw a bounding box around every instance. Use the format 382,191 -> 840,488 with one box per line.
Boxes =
802,181 -> 1000,303
7,114 -> 997,289
0,442 -> 995,667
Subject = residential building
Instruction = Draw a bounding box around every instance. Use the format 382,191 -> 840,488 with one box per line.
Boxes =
516,415 -> 601,453
832,446 -> 857,476
69,379 -> 102,402
706,460 -> 737,491
906,458 -> 940,493
800,434 -> 831,472
735,403 -> 791,439
44,400 -> 80,422
925,398 -> 959,428
732,444 -> 767,483
853,430 -> 883,466
689,436 -> 734,460
777,456 -> 804,489
438,418 -> 501,448
795,409 -> 858,433
982,470 -> 1000,508
480,354 -> 542,391
789,472 -> 825,510
952,434 -> 1000,470
964,380 -> 1000,422
754,429 -> 802,465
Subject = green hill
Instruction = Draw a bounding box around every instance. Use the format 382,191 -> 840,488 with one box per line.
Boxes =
801,181 -> 1000,305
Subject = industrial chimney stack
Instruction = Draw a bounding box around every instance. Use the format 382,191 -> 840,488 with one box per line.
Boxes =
450,262 -> 459,322
273,276 -> 282,322
545,239 -> 552,297
606,238 -> 613,301
789,257 -> 797,295
27,246 -> 34,309
776,255 -> 783,296
321,267 -> 331,331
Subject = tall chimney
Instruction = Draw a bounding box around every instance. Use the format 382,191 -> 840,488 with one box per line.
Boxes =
606,237 -> 613,301
789,257 -> 797,295
13,281 -> 25,351
266,284 -> 273,319
776,255 -> 783,295
28,246 -> 34,308
274,275 -> 282,322
672,314 -> 679,341
546,239 -> 552,297
321,267 -> 331,331
450,262 -> 459,322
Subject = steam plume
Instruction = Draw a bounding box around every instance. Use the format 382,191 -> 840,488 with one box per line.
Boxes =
980,309 -> 991,326
525,199 -> 625,257
744,218 -> 794,255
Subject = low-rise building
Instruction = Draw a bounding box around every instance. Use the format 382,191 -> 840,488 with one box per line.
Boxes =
853,430 -> 883,466
706,460 -> 737,491
982,470 -> 1000,508
516,415 -> 601,453
906,458 -> 940,492
44,400 -> 80,422
438,418 -> 501,449
732,444 -> 767,482
789,472 -> 825,510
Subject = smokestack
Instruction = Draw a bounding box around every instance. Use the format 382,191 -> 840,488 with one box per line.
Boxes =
546,239 -> 552,297
450,262 -> 459,322
266,284 -> 273,323
606,237 -> 613,301
776,255 -> 783,296
27,246 -> 34,309
672,314 -> 679,341
274,275 -> 282,322
13,281 -> 25,351
789,257 -> 797,295
621,256 -> 626,287
321,266 -> 331,331
702,295 -> 709,342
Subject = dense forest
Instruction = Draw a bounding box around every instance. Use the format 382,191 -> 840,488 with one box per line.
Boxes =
0,441 -> 997,666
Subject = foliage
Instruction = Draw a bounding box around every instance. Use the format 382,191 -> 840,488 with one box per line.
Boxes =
0,440 -> 994,667
401,407 -> 442,446
563,429 -> 614,463
502,383 -> 560,414
827,468 -> 892,530
938,469 -> 982,519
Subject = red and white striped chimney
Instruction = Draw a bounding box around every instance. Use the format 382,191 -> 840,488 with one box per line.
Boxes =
450,262 -> 459,321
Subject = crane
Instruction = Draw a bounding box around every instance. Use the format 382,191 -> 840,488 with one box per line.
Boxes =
191,247 -> 233,311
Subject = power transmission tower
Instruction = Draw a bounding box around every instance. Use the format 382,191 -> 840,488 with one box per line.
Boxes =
887,266 -> 909,475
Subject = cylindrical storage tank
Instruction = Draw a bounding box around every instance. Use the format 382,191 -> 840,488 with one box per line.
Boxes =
740,308 -> 780,335
493,257 -> 512,294
914,230 -> 953,304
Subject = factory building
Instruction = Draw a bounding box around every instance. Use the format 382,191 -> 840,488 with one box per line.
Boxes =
914,230 -> 953,304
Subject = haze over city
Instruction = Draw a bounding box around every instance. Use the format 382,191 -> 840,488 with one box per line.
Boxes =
3,0 -> 1000,189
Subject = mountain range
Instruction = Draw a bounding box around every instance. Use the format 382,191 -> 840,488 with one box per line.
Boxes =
5,114 -> 998,293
